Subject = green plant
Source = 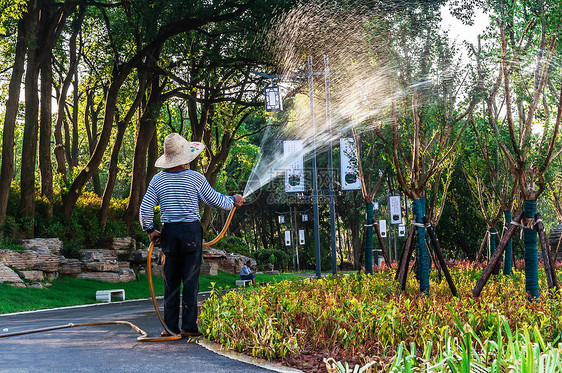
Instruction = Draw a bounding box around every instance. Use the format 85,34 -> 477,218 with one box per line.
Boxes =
254,249 -> 290,271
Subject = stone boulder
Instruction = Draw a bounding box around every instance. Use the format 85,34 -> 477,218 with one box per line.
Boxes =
22,238 -> 63,255
202,247 -> 255,274
200,261 -> 218,276
84,261 -> 121,272
59,259 -> 83,275
0,247 -> 62,273
0,263 -> 23,284
77,269 -> 136,283
112,237 -> 136,251
20,270 -> 44,282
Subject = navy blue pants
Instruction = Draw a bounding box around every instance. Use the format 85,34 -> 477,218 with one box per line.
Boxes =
159,221 -> 202,333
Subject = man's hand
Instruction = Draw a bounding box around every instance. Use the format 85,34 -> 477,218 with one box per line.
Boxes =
233,194 -> 245,207
148,230 -> 161,243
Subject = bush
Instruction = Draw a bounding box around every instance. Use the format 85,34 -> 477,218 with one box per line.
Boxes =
214,236 -> 250,256
254,249 -> 290,271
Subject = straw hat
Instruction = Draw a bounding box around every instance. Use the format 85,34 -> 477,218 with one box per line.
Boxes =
154,133 -> 205,168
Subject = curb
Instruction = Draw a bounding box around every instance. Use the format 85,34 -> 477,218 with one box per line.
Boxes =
197,338 -> 304,373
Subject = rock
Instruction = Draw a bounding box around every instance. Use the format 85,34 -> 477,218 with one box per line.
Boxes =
128,247 -> 159,264
21,238 -> 63,255
20,270 -> 44,282
202,247 -> 255,274
117,261 -> 131,270
118,269 -> 136,282
76,269 -> 136,283
263,270 -> 280,275
0,249 -> 62,272
27,282 -> 44,288
112,237 -> 135,251
84,261 -> 120,272
10,282 -> 26,287
200,261 -> 218,276
82,249 -> 118,262
150,263 -> 164,278
77,272 -> 121,282
0,264 -> 23,284
59,259 -> 82,275
45,272 -> 59,281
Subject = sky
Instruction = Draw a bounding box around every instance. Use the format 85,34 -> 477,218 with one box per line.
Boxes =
440,5 -> 491,55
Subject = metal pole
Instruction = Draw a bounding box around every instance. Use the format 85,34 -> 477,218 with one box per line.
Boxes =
294,206 -> 299,272
325,55 -> 337,275
309,56 -> 321,279
289,208 -> 296,271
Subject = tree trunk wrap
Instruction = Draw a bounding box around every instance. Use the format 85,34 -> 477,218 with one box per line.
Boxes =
523,200 -> 539,301
413,198 -> 429,294
490,227 -> 500,275
365,202 -> 374,274
503,210 -> 513,275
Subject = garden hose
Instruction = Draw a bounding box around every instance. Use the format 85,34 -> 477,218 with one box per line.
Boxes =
0,206 -> 238,342
203,206 -> 237,248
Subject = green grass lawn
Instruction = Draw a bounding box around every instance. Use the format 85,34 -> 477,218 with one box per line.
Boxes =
0,270 -> 298,314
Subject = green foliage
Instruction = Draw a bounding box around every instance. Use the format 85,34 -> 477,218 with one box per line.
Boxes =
200,266 -> 562,363
254,249 -> 291,270
213,236 -> 251,256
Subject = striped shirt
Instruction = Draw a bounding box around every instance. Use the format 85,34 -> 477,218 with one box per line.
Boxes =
139,169 -> 235,232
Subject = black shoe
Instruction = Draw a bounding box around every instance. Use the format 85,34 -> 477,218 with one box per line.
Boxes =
180,329 -> 202,337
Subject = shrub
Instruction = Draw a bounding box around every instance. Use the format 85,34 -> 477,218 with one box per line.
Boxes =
214,235 -> 251,256
254,249 -> 290,271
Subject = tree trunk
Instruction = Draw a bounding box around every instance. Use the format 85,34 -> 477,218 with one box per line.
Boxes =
100,120 -> 127,230
364,202 -> 374,274
146,126 -> 158,186
413,197 -> 430,295
71,67 -> 79,169
0,13 -> 29,238
124,77 -> 164,229
20,5 -> 40,231
523,199 -> 539,301
39,53 -> 53,215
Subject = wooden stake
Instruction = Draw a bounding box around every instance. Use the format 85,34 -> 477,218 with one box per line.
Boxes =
473,209 -> 523,297
396,225 -> 415,280
423,216 -> 458,296
397,225 -> 416,291
535,213 -> 558,290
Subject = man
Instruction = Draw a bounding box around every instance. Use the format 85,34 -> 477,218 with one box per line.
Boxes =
139,133 -> 244,337
240,259 -> 256,285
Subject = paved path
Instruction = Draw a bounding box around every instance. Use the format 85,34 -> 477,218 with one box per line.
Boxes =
0,299 -> 276,373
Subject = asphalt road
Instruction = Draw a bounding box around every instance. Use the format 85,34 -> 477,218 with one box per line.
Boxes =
0,299 -> 275,373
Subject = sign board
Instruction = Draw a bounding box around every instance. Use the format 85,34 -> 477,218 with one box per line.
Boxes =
284,231 -> 291,246
379,220 -> 387,238
284,140 -> 305,193
278,215 -> 285,224
398,224 -> 406,237
265,86 -> 283,112
299,229 -> 305,245
389,196 -> 402,224
340,138 -> 361,190
302,214 -> 308,222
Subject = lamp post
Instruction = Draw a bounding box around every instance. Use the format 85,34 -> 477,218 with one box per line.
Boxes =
251,55 -> 336,278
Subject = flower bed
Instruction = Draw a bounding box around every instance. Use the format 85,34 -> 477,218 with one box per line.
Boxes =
199,267 -> 562,372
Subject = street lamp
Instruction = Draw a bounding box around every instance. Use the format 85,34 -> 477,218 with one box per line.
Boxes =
251,56 -> 336,278
265,85 -> 283,112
